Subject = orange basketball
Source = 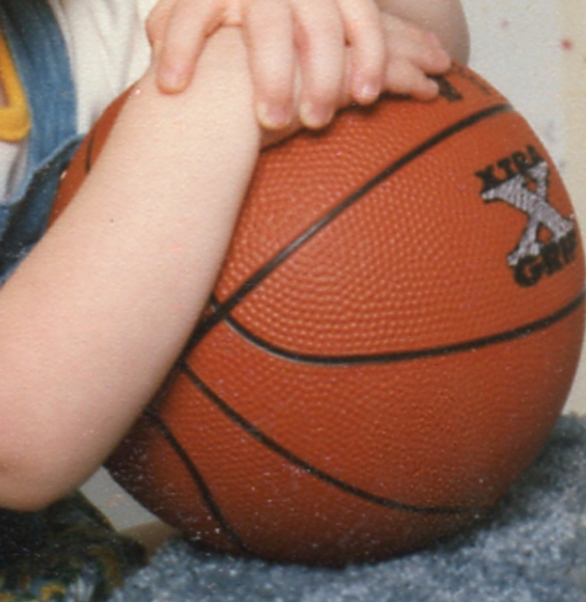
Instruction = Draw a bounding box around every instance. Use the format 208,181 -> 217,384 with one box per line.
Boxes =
53,63 -> 585,566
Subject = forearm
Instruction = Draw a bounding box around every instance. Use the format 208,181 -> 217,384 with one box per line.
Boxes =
0,29 -> 260,510
378,0 -> 470,63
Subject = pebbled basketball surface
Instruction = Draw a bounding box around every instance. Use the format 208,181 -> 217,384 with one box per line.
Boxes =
53,62 -> 586,565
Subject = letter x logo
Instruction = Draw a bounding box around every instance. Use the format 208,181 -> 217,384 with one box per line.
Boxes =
481,161 -> 574,267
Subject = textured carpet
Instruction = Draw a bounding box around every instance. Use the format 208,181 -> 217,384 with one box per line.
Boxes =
110,414 -> 586,602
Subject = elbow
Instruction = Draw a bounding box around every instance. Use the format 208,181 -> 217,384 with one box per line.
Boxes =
0,452 -> 78,513
0,477 -> 75,514
1,494 -> 59,515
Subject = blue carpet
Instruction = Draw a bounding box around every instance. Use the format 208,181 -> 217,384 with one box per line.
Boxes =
110,414 -> 586,602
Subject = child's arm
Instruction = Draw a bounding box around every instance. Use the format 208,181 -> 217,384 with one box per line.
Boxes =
0,28 -> 263,511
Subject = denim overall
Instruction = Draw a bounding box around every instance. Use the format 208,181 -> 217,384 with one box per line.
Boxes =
0,0 -> 82,284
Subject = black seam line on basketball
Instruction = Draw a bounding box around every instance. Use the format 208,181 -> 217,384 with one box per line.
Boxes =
180,361 -> 475,516
142,405 -> 254,555
220,289 -> 586,366
184,102 -> 513,355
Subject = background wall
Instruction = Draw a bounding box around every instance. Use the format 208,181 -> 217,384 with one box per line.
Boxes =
464,1 -> 565,163
84,0 -> 586,529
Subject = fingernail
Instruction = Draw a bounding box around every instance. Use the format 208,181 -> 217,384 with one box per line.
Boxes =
256,102 -> 290,129
300,102 -> 333,129
355,80 -> 380,104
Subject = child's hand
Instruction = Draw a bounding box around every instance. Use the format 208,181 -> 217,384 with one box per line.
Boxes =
147,0 -> 451,130
378,12 -> 452,101
147,0 -> 241,92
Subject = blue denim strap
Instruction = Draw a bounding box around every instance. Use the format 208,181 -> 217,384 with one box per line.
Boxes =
0,0 -> 82,283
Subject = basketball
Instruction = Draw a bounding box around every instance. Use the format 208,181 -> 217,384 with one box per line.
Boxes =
53,63 -> 585,566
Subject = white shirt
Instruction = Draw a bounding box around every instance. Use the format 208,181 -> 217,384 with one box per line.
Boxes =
0,0 -> 156,200
47,0 -> 157,135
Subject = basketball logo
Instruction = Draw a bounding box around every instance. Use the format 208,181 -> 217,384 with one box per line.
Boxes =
477,145 -> 578,287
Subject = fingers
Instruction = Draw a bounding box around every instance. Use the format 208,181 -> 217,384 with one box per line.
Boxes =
147,0 -> 453,128
384,15 -> 451,74
379,14 -> 451,101
337,0 -> 386,105
242,0 -> 296,129
244,0 -> 348,131
383,58 -> 440,101
243,0 -> 453,131
291,0 -> 345,129
149,0 -> 232,93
